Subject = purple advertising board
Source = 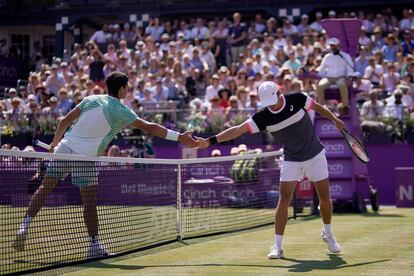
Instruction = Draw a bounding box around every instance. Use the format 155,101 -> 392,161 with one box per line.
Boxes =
315,118 -> 351,138
0,56 -> 22,86
322,139 -> 352,158
0,165 -> 280,208
395,167 -> 414,207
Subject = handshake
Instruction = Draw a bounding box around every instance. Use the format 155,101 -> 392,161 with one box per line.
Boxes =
177,131 -> 212,149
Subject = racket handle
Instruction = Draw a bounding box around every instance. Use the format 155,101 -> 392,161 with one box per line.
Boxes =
34,140 -> 51,150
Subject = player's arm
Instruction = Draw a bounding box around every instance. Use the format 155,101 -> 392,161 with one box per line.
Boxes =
197,121 -> 250,148
131,118 -> 197,148
311,101 -> 345,131
50,107 -> 81,151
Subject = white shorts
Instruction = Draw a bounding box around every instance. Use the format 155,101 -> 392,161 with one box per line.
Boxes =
280,149 -> 328,182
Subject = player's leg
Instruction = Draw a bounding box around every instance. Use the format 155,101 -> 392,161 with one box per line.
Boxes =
75,162 -> 111,258
304,150 -> 341,253
268,160 -> 302,259
80,186 -> 98,238
275,181 -> 297,235
13,175 -> 60,251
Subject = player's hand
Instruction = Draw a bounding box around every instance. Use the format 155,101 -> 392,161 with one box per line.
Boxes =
178,131 -> 197,148
334,118 -> 346,132
195,137 -> 210,149
49,141 -> 58,153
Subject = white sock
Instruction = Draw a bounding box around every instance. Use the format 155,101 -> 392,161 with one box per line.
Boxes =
275,234 -> 283,248
18,215 -> 32,234
89,236 -> 99,244
324,224 -> 332,235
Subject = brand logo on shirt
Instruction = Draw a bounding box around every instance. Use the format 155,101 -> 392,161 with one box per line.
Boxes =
290,105 -> 294,111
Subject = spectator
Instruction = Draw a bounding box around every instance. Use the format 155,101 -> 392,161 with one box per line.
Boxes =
228,12 -> 247,63
380,62 -> 400,95
205,74 -> 223,102
191,18 -> 209,40
364,56 -> 384,87
211,149 -> 222,157
384,90 -> 406,120
310,12 -> 324,33
4,88 -> 23,111
88,49 -> 105,86
200,41 -> 216,73
401,30 -> 414,56
42,96 -> 62,117
358,27 -> 371,48
218,88 -> 231,109
45,64 -> 66,96
251,14 -> 266,38
282,19 -> 298,37
360,89 -> 385,121
282,51 -> 302,76
400,9 -> 414,30
152,78 -> 168,101
89,24 -> 108,44
297,14 -> 311,36
382,34 -> 398,62
120,23 -> 135,42
316,38 -> 354,113
355,46 -> 369,76
236,86 -> 249,109
145,18 -> 164,41
247,91 -> 260,110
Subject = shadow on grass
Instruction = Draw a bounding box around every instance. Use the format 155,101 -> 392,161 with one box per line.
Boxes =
283,254 -> 390,272
76,254 -> 390,272
360,212 -> 405,218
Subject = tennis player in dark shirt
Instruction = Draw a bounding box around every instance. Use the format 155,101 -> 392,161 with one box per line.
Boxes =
197,81 -> 346,259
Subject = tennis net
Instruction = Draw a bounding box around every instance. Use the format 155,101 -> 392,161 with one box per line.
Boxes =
0,148 -> 312,275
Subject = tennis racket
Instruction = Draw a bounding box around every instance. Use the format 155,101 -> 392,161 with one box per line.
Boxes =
33,139 -> 51,151
341,129 -> 370,163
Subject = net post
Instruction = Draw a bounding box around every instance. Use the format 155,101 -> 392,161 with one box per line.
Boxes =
176,163 -> 184,240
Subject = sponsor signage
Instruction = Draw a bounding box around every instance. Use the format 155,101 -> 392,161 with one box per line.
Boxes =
327,159 -> 353,178
329,180 -> 354,199
315,118 -> 350,138
395,168 -> 414,207
323,139 -> 352,157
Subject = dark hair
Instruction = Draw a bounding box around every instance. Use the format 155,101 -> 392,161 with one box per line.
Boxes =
105,71 -> 128,98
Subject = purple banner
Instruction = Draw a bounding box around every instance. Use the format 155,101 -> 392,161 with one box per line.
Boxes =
315,118 -> 351,138
395,168 -> 414,207
323,139 -> 352,158
328,159 -> 353,179
0,56 -> 21,86
330,180 -> 355,199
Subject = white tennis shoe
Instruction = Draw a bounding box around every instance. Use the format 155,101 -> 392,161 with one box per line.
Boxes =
321,230 -> 341,253
87,242 -> 113,259
13,231 -> 28,251
267,245 -> 284,259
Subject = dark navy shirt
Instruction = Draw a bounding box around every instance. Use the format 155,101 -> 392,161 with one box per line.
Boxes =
246,92 -> 324,162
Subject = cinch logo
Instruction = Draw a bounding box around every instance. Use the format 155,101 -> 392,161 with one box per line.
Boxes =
325,143 -> 345,152
399,185 -> 413,201
330,184 -> 343,195
328,163 -> 343,174
320,122 -> 337,133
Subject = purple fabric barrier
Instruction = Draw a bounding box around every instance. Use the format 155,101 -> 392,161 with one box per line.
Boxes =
0,165 -> 279,207
395,168 -> 414,207
366,144 -> 414,205
321,19 -> 362,58
0,56 -> 22,86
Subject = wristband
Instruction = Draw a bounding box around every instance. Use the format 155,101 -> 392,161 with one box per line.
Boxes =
166,130 -> 180,141
208,136 -> 218,145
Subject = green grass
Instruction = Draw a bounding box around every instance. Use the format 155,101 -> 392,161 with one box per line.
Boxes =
1,204 -> 283,275
54,207 -> 414,276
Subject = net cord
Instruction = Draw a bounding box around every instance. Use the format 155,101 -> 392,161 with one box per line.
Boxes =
0,149 -> 283,165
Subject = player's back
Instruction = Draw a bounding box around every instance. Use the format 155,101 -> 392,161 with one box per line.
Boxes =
61,95 -> 137,156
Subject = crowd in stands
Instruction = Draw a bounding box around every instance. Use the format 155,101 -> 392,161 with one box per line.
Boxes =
1,8 -> 414,144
